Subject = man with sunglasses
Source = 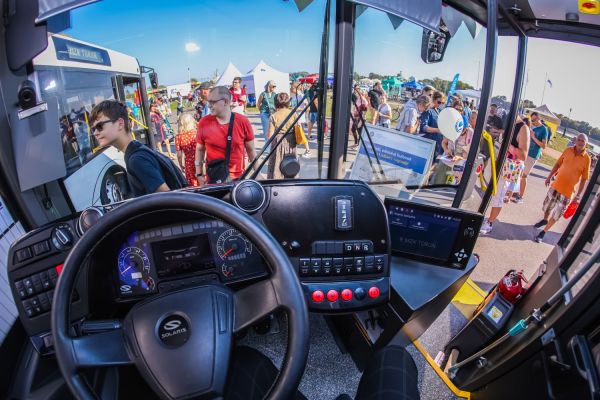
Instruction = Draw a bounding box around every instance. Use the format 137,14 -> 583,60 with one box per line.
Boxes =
419,90 -> 446,157
195,86 -> 257,185
90,100 -> 178,196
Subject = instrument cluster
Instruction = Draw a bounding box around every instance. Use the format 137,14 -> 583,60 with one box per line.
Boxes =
116,219 -> 266,298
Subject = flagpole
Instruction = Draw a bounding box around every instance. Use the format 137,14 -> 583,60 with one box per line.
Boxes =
541,71 -> 547,105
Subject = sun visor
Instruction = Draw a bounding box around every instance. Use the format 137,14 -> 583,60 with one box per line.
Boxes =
36,0 -> 100,23
349,0 -> 442,32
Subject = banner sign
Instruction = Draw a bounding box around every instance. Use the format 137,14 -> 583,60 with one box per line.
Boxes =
350,125 -> 436,186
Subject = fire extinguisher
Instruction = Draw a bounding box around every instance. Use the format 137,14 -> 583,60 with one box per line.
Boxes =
497,269 -> 528,304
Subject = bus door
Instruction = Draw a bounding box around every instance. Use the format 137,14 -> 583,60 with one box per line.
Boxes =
112,74 -> 152,148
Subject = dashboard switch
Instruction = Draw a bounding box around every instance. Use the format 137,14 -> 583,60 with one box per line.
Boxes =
341,289 -> 353,301
368,287 -> 380,299
15,247 -> 32,263
354,287 -> 366,300
326,290 -> 339,302
14,280 -> 27,299
312,290 -> 325,303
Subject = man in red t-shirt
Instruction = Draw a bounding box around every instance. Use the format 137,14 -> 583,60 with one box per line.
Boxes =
195,86 -> 256,184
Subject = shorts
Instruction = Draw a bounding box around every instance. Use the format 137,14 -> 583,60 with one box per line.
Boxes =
490,179 -> 510,208
309,112 -> 318,123
523,156 -> 538,176
542,188 -> 570,221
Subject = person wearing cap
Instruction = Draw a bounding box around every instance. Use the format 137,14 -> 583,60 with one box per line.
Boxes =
194,82 -> 212,121
257,80 -> 277,142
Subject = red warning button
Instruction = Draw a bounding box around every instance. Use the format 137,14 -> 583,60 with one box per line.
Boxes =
341,289 -> 353,301
326,289 -> 339,302
312,290 -> 325,303
368,286 -> 380,299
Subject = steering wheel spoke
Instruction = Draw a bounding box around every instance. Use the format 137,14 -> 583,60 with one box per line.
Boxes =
71,327 -> 132,368
233,278 -> 281,333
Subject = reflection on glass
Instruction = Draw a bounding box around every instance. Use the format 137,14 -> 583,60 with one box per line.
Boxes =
349,5 -> 486,207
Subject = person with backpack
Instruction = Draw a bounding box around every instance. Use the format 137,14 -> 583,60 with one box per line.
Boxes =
90,100 -> 187,197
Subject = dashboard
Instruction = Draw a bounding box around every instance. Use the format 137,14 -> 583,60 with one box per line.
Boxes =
7,180 -> 391,355
115,220 -> 266,298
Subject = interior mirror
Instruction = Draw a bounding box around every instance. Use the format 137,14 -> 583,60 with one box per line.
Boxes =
421,24 -> 451,64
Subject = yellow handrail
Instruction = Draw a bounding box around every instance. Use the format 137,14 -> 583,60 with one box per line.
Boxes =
481,130 -> 497,196
128,114 -> 148,130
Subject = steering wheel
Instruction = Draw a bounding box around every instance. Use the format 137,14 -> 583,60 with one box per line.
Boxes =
51,192 -> 310,399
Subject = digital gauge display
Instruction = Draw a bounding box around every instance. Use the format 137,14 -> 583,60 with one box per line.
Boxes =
117,245 -> 156,296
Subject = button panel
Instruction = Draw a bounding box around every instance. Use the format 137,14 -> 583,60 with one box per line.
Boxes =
301,278 -> 390,312
312,240 -> 374,256
14,265 -> 64,318
297,254 -> 388,278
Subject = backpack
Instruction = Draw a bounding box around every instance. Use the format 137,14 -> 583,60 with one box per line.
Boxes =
368,89 -> 380,106
128,145 -> 188,192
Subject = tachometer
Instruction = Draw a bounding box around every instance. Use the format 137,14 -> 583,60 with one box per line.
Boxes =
118,246 -> 155,295
216,229 -> 252,261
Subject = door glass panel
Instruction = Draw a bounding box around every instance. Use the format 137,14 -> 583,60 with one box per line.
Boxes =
123,78 -> 149,145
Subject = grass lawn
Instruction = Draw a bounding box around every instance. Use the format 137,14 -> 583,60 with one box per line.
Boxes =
548,134 -> 569,153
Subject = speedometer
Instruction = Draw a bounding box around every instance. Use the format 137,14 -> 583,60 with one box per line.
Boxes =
216,229 -> 253,260
117,246 -> 155,296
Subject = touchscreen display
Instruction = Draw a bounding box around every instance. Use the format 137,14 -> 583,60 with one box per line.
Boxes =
388,204 -> 461,261
152,234 -> 215,277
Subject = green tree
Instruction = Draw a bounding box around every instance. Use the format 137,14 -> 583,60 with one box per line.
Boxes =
368,72 -> 384,80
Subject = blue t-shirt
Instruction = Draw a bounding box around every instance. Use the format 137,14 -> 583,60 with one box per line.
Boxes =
529,125 -> 549,160
124,140 -> 166,196
420,108 -> 443,156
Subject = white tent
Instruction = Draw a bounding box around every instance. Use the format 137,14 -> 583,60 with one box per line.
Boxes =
214,62 -> 242,87
241,60 -> 290,98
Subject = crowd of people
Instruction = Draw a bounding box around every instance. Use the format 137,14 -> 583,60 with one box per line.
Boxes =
106,75 -> 591,245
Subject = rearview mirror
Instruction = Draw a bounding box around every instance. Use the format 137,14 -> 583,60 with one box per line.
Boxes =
421,25 -> 451,64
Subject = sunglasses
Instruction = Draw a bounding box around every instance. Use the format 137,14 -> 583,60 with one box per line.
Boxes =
233,81 -> 241,84
91,119 -> 117,132
436,100 -> 443,105
208,98 -> 226,106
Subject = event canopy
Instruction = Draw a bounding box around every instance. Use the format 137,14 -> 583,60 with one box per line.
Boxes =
402,80 -> 423,90
382,76 -> 403,92
525,104 -> 561,135
214,62 -> 242,87
241,60 -> 290,96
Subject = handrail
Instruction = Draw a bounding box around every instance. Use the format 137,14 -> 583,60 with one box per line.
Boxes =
481,130 -> 497,196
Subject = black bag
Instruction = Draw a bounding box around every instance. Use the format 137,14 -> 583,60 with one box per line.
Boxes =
207,113 -> 235,184
129,144 -> 188,191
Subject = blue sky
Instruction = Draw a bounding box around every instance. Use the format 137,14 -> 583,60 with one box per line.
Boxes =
67,0 -> 600,127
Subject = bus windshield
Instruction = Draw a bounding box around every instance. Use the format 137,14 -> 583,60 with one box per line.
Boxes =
19,1 -> 495,222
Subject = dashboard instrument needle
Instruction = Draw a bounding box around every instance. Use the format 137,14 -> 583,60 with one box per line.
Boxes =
120,266 -> 131,275
222,246 -> 236,258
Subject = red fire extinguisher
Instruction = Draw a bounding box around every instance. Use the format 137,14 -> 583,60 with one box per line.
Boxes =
497,269 -> 528,304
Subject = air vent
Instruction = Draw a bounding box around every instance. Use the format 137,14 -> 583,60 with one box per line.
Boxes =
231,180 -> 266,213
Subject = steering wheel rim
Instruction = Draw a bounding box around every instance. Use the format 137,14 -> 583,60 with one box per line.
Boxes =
51,191 -> 310,399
